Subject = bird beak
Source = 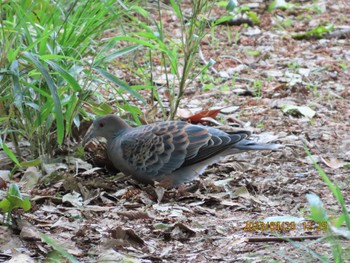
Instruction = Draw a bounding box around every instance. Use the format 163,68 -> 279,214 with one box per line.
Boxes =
82,126 -> 95,146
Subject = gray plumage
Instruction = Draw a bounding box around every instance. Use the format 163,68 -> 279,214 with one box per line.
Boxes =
83,114 -> 281,188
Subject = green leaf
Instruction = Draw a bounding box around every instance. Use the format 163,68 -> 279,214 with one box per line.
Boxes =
94,67 -> 145,103
23,29 -> 54,52
10,60 -> 23,114
306,193 -> 328,222
23,52 -> 64,145
45,60 -> 81,92
19,159 -> 42,167
95,44 -> 141,66
268,0 -> 294,11
8,184 -> 22,198
169,0 -> 182,18
293,25 -> 333,40
118,104 -> 142,115
334,184 -> 350,230
0,199 -> 11,213
64,94 -> 79,136
130,6 -> 149,18
20,199 -> 31,211
226,0 -> 237,12
39,55 -> 77,61
0,139 -> 20,166
1,184 -> 32,213
135,31 -> 160,41
111,36 -> 165,52
246,50 -> 260,56
214,15 -> 235,26
40,233 -> 79,263
7,47 -> 21,63
334,214 -> 345,228
247,11 -> 260,25
89,102 -> 113,116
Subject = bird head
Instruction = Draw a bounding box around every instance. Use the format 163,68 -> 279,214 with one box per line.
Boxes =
82,114 -> 129,145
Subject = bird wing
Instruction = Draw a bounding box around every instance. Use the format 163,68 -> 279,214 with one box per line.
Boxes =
182,126 -> 250,166
120,121 -> 250,177
120,121 -> 190,177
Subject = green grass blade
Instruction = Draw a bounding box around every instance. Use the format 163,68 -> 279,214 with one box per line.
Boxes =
335,184 -> 350,229
95,44 -> 142,66
169,0 -> 182,19
39,233 -> 79,263
23,52 -> 64,144
111,36 -> 165,51
0,137 -> 20,166
45,60 -> 81,92
94,67 -> 145,103
305,145 -> 350,229
9,60 -> 23,114
304,146 -> 336,194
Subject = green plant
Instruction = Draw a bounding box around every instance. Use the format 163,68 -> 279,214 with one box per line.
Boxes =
256,123 -> 265,128
216,1 -> 260,25
220,85 -> 230,91
268,0 -> 295,11
0,0 -> 144,162
0,183 -> 31,225
252,79 -> 262,97
338,60 -> 349,71
265,148 -> 350,261
302,147 -> 350,261
306,82 -> 319,96
306,147 -> 350,230
293,24 -> 334,40
246,50 -> 260,56
112,0 -> 217,119
287,60 -> 301,69
40,232 -> 79,263
275,16 -> 293,30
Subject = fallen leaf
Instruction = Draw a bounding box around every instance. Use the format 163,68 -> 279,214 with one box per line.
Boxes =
234,186 -> 250,198
20,167 -> 42,191
282,105 -> 316,118
320,157 -> 347,169
177,108 -> 193,119
220,106 -> 240,114
184,108 -> 222,123
0,170 -> 10,182
97,248 -> 135,262
200,117 -> 221,125
62,191 -> 83,207
110,226 -> 145,247
0,178 -> 7,190
8,253 -> 35,263
118,211 -> 152,220
213,178 -> 235,187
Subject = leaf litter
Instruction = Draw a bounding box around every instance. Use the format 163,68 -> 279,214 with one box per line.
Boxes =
1,0 -> 350,262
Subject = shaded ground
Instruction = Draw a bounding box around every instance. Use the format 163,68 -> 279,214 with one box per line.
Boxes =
1,0 -> 350,262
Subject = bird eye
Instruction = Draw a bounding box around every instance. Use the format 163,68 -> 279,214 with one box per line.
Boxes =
99,123 -> 104,128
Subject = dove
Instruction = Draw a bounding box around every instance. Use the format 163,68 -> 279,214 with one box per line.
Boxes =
83,114 -> 281,188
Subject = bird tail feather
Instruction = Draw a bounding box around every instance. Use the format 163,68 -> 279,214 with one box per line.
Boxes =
233,140 -> 282,151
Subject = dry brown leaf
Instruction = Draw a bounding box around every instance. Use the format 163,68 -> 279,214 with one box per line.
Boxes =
184,108 -> 222,123
177,108 -> 193,119
0,177 -> 7,190
110,226 -> 145,247
118,211 -> 152,220
320,157 -> 347,169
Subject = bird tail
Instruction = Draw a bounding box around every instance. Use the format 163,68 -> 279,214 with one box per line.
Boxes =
232,139 -> 282,152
